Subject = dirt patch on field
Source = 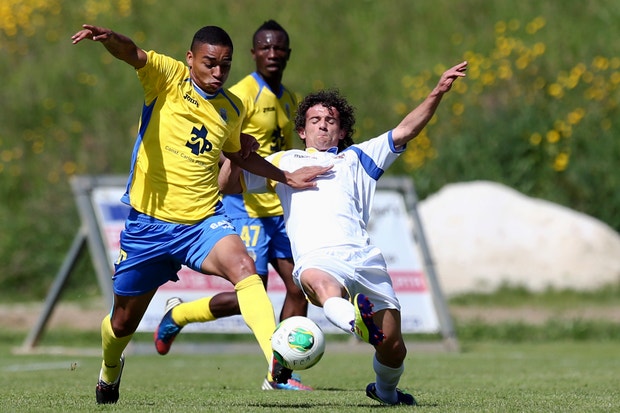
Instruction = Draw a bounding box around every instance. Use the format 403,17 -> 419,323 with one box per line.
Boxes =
450,305 -> 620,325
0,301 -> 109,332
2,300 -> 620,333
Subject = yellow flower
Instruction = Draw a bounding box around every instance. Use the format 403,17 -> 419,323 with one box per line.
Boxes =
1,150 -> 13,162
592,56 -> 609,71
547,83 -> 564,98
63,161 -> 77,175
495,21 -> 507,35
553,152 -> 569,172
481,72 -> 496,86
532,42 -> 546,56
567,109 -> 585,125
526,16 -> 546,34
498,63 -> 513,79
452,102 -> 465,116
546,130 -> 561,143
393,102 -> 408,116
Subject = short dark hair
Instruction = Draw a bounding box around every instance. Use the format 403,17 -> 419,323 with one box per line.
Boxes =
191,26 -> 233,52
295,89 -> 356,151
253,19 -> 289,47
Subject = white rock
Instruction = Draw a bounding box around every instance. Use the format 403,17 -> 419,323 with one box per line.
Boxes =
418,181 -> 620,295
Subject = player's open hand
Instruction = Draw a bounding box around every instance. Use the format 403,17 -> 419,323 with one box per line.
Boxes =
435,61 -> 468,93
285,165 -> 333,189
71,24 -> 112,44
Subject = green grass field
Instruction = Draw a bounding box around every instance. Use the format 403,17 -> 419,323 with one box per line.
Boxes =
1,332 -> 618,412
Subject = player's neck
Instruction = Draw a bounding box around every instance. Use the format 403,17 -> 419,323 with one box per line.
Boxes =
257,72 -> 283,93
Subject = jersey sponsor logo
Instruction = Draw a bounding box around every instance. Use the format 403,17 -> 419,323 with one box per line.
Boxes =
185,125 -> 213,155
262,106 -> 276,113
209,220 -> 234,230
293,153 -> 313,159
183,93 -> 199,107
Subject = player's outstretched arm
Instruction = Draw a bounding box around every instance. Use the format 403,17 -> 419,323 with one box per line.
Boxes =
392,60 -> 467,148
223,151 -> 331,190
71,24 -> 147,70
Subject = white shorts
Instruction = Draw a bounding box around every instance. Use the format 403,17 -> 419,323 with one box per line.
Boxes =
292,246 -> 400,312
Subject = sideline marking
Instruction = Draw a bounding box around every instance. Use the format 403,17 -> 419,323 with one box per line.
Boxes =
3,361 -> 79,372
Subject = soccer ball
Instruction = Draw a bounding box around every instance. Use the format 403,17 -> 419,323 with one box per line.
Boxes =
271,316 -> 325,370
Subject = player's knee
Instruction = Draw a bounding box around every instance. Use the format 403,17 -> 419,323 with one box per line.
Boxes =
225,253 -> 258,283
379,337 -> 407,365
110,317 -> 137,338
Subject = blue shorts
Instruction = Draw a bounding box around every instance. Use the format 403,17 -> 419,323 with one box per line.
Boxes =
230,215 -> 292,276
113,208 -> 237,296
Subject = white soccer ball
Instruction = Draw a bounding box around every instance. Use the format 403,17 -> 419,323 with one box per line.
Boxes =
271,316 -> 325,371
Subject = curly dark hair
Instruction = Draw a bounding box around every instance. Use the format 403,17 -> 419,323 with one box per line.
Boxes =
294,89 -> 356,151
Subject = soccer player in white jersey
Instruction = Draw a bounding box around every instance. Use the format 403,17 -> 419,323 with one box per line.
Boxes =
154,20 -> 312,391
220,61 -> 468,406
71,23 -> 328,405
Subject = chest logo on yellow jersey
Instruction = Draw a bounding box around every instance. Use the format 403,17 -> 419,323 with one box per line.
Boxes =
186,125 -> 213,155
220,108 -> 228,122
184,93 -> 199,107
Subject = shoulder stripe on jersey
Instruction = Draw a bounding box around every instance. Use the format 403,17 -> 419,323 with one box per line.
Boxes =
251,72 -> 266,103
347,146 -> 385,180
122,98 -> 157,205
251,71 -> 284,98
219,89 -> 241,116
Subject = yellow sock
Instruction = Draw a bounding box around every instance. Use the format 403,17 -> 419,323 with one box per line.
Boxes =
100,314 -> 132,383
171,297 -> 216,326
235,274 -> 276,365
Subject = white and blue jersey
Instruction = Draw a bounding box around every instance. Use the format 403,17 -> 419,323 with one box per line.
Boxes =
241,130 -> 405,310
243,131 -> 403,258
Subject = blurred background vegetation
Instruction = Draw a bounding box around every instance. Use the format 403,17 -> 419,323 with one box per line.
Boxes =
1,0 -> 619,302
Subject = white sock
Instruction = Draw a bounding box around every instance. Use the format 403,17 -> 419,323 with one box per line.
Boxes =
323,297 -> 355,334
373,354 -> 404,404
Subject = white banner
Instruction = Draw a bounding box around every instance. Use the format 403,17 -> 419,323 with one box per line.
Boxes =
91,187 -> 439,334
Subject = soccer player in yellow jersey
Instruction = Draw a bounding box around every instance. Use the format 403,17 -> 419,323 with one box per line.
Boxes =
153,20 -> 311,391
71,23 -> 329,405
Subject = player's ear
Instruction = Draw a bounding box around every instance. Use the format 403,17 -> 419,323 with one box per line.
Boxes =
186,50 -> 193,68
297,128 -> 306,141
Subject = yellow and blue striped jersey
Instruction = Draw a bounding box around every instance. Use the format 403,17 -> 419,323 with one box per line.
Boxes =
121,50 -> 243,224
223,72 -> 297,218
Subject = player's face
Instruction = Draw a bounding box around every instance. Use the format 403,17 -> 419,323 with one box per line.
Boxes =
298,104 -> 346,151
186,43 -> 232,94
252,30 -> 290,80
